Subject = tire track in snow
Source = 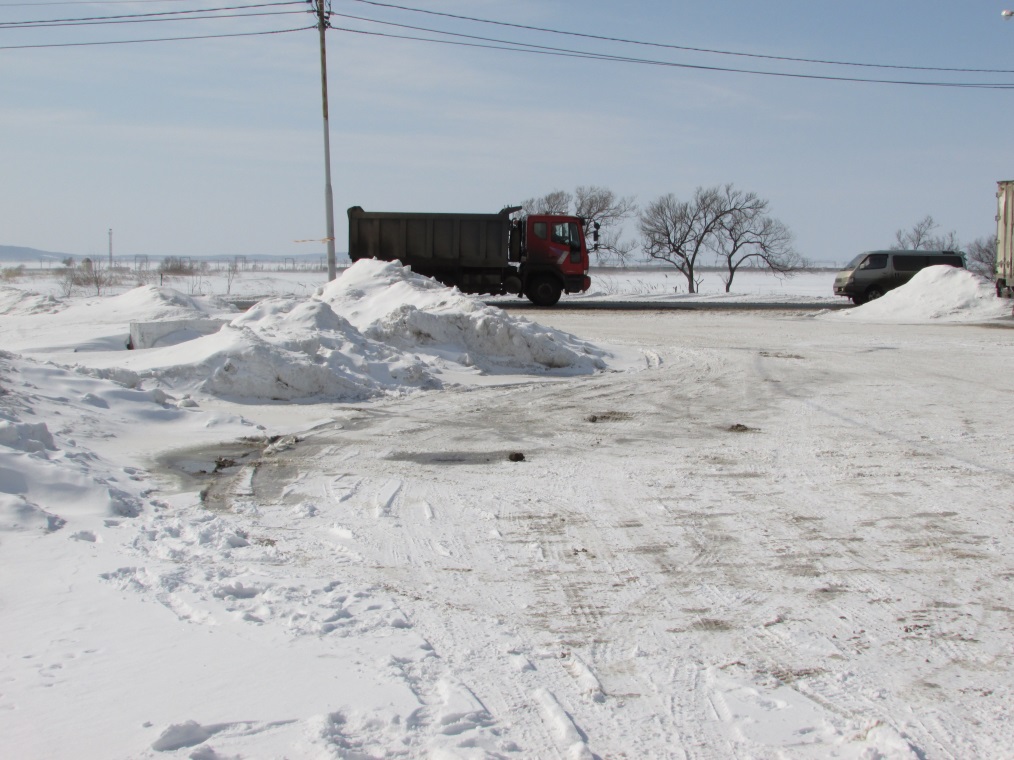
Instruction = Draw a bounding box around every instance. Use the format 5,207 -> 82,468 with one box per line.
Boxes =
715,347 -> 1010,758
136,313 -> 1014,757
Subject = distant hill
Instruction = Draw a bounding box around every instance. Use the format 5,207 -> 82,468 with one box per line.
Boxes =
0,245 -> 70,263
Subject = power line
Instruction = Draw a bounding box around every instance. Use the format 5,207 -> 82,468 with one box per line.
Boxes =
348,0 -> 1014,76
3,0 -> 1011,89
0,24 -> 310,48
0,1 -> 304,26
0,1 -> 200,5
0,9 -> 306,28
331,25 -> 1014,90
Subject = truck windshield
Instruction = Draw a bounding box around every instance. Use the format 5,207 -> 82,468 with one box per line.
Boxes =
551,222 -> 580,247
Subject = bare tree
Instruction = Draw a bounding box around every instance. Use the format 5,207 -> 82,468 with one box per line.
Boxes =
159,256 -> 196,275
1,265 -> 25,282
639,186 -> 732,293
225,258 -> 242,294
521,190 -> 572,216
58,263 -> 78,297
893,215 -> 936,250
76,257 -> 114,296
893,215 -> 960,251
965,235 -> 997,279
712,186 -> 803,292
574,185 -> 637,264
523,186 -> 638,264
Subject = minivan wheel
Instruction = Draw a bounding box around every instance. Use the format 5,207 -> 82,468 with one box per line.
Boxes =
865,286 -> 884,301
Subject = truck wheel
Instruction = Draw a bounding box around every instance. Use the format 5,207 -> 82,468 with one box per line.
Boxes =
525,276 -> 562,306
865,285 -> 884,301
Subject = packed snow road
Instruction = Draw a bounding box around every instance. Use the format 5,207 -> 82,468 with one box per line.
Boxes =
162,309 -> 1014,759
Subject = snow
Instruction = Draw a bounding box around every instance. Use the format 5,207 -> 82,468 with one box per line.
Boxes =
1,261 -> 1012,759
5,260 -> 609,404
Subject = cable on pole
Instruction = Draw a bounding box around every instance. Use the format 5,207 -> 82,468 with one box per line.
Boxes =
0,25 -> 312,49
347,0 -> 1014,76
329,24 -> 1014,89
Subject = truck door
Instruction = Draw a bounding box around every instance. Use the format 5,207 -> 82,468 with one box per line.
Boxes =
526,219 -> 578,265
549,221 -> 582,268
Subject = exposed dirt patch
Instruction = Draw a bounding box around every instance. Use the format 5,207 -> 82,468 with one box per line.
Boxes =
690,618 -> 734,632
386,451 -> 523,465
586,411 -> 633,423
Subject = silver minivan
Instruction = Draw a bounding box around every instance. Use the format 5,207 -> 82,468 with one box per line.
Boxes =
833,249 -> 966,304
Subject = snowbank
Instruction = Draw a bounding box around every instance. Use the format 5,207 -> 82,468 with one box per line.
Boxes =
318,259 -> 609,374
825,265 -> 1011,322
3,261 -> 610,403
98,260 -> 608,402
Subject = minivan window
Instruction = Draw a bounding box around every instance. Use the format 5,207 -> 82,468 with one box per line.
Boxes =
859,253 -> 888,270
894,255 -> 924,271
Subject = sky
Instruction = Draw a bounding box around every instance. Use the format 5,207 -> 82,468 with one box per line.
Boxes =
3,0 -> 1014,266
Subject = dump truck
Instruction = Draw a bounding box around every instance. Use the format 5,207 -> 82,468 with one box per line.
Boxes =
347,206 -> 593,306
996,180 -> 1014,297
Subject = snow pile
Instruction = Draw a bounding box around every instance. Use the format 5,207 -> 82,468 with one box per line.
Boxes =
163,297 -> 436,401
828,266 -> 1011,322
320,259 -> 608,374
95,284 -> 232,322
107,260 -> 608,401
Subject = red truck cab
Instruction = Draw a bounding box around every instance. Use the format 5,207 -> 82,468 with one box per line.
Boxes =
515,214 -> 592,306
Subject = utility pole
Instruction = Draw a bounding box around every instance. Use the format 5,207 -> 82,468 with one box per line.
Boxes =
108,228 -> 113,269
312,0 -> 337,281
